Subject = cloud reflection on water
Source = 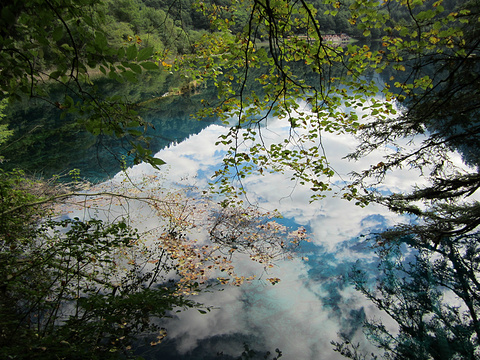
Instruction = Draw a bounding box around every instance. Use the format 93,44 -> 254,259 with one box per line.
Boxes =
108,113 -> 421,359
107,94 -> 470,358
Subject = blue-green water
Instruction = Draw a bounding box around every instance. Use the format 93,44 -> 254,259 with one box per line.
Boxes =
2,85 -> 217,182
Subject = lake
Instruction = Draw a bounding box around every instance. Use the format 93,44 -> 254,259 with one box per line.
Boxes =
5,77 -> 465,359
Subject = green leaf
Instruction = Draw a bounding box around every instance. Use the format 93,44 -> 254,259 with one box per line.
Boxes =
65,95 -> 74,108
140,61 -> 159,70
127,121 -> 140,127
129,63 -> 142,74
128,129 -> 143,137
108,71 -> 122,82
61,43 -> 74,52
149,157 -> 166,168
126,45 -> 137,61
137,46 -> 154,61
49,70 -> 63,80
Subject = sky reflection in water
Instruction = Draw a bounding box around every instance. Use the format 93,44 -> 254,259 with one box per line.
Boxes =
90,106 -> 403,359
96,99 -> 469,359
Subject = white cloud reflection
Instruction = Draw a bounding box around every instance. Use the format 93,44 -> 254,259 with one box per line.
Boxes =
101,111 -> 421,359
100,92 -> 476,359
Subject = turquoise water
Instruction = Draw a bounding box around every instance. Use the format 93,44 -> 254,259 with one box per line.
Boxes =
2,90 -> 216,182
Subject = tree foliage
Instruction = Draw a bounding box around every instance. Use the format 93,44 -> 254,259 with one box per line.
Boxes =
0,167 -> 306,358
0,1 -> 308,358
2,0 -> 480,358
0,174 -> 197,358
340,3 -> 480,355
182,0 -> 393,200
0,0 -> 170,168
340,224 -> 480,359
181,0 -> 478,205
179,0 -> 480,358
